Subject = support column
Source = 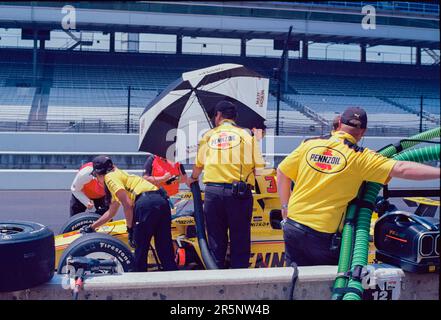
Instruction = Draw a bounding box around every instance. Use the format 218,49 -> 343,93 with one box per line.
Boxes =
127,33 -> 139,52
32,30 -> 38,86
302,40 -> 308,60
416,46 -> 421,66
360,43 -> 367,63
110,32 -> 115,53
176,34 -> 182,55
284,51 -> 289,92
240,38 -> 247,57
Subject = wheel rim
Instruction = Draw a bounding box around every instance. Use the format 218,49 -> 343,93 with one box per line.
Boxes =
0,226 -> 25,235
84,252 -> 125,274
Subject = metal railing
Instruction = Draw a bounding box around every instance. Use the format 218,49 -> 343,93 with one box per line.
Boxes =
291,2 -> 439,15
0,118 -> 435,137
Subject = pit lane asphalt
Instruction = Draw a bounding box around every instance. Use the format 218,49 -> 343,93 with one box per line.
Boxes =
0,190 -> 125,233
1,190 -> 435,234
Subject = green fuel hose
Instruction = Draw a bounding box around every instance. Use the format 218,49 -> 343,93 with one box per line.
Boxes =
377,127 -> 441,157
332,127 -> 440,300
342,144 -> 440,300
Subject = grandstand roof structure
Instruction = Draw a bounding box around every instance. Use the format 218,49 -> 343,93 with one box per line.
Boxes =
0,1 -> 439,49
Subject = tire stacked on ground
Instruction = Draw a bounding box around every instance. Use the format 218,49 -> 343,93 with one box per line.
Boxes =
0,221 -> 55,292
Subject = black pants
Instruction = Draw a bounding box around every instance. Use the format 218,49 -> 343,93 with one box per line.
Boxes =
283,219 -> 340,266
69,195 -> 108,217
133,191 -> 177,272
204,185 -> 253,269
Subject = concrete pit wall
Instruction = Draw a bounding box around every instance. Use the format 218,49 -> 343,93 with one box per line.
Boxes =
0,266 -> 438,300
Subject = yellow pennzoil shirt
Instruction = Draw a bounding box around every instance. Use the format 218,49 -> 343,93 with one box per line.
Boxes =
105,168 -> 158,203
195,120 -> 266,186
278,131 -> 397,233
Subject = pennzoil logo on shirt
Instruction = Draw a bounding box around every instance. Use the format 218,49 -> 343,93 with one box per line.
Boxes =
306,146 -> 347,174
208,131 -> 241,150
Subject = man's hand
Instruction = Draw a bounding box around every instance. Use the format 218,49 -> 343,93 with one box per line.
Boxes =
86,200 -> 94,210
79,224 -> 95,234
163,172 -> 172,181
127,227 -> 136,248
186,176 -> 198,188
280,218 -> 287,229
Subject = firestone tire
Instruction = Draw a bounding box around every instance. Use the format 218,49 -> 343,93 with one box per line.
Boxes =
57,233 -> 135,274
0,221 -> 55,292
58,213 -> 102,235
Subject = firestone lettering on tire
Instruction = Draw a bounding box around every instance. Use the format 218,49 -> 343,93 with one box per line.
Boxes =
100,242 -> 132,264
71,220 -> 94,230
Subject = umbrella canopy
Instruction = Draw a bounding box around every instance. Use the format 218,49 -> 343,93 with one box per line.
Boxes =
138,63 -> 269,163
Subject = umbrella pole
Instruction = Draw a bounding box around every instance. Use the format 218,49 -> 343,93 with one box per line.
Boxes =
195,91 -> 214,130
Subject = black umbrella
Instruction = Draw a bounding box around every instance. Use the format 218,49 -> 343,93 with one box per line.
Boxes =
138,63 -> 269,162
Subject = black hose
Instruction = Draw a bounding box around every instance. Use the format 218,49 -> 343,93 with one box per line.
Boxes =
190,182 -> 219,269
72,289 -> 79,300
288,262 -> 299,300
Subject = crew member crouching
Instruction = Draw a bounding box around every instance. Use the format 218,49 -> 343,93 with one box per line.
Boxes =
80,155 -> 177,272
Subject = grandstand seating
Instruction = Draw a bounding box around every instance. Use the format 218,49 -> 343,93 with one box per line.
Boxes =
0,87 -> 35,121
0,49 -> 439,135
0,63 -> 34,86
266,94 -> 317,130
287,94 -> 426,128
289,74 -> 439,98
46,88 -> 157,122
390,97 -> 440,116
51,64 -> 180,90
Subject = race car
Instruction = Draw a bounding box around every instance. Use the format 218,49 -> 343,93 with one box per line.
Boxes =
55,169 -> 440,274
55,168 -> 285,273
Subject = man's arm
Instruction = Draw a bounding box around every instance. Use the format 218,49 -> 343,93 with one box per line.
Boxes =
144,172 -> 172,185
71,168 -> 94,208
114,189 -> 134,228
277,168 -> 292,220
252,136 -> 266,174
142,155 -> 171,185
187,165 -> 203,187
276,146 -> 302,220
90,201 -> 120,230
187,135 -> 207,187
389,161 -> 440,180
178,163 -> 188,184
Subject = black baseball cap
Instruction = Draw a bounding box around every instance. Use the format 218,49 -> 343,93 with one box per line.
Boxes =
214,100 -> 238,120
341,107 -> 367,129
92,155 -> 114,175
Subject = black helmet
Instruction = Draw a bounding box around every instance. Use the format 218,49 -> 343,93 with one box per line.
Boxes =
92,155 -> 114,175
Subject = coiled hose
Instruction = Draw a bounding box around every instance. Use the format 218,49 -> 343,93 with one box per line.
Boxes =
332,127 -> 440,300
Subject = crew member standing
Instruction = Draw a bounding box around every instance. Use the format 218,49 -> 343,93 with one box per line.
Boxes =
277,107 -> 440,266
70,161 -> 109,216
187,100 -> 266,269
143,154 -> 187,197
81,155 -> 177,272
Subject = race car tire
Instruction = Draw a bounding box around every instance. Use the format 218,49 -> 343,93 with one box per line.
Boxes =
58,213 -> 102,235
0,221 -> 55,292
57,233 -> 134,274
